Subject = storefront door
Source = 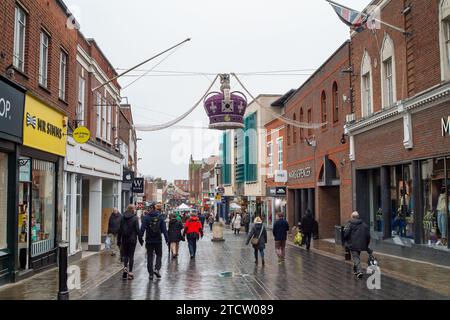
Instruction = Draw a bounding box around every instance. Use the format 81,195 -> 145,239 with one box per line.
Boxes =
18,157 -> 31,270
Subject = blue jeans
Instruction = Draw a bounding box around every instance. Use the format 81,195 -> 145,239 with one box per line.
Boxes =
254,248 -> 264,260
438,211 -> 447,239
188,238 -> 197,257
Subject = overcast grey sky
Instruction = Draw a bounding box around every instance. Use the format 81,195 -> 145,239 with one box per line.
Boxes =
67,0 -> 367,181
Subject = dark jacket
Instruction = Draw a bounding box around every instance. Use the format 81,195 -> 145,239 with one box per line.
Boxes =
118,210 -> 143,246
300,213 -> 314,234
272,218 -> 290,241
343,218 -> 371,251
246,223 -> 267,250
168,218 -> 184,242
140,211 -> 169,245
108,212 -> 122,234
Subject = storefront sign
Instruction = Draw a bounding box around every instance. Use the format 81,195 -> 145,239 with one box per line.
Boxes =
442,116 -> 450,137
132,178 -> 144,193
0,77 -> 25,142
23,94 -> 67,157
73,126 -> 90,144
274,170 -> 288,183
267,187 -> 287,197
123,170 -> 134,182
289,167 -> 312,179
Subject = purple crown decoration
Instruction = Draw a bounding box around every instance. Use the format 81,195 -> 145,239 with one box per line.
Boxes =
204,74 -> 247,130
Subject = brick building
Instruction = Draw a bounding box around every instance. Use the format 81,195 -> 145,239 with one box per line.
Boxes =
0,0 -> 77,282
189,156 -> 202,205
344,0 -> 450,256
284,41 -> 352,239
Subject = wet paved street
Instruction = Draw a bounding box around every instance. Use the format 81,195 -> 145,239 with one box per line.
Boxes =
83,230 -> 449,300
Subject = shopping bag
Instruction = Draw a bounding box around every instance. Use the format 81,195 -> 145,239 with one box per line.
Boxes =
105,236 -> 112,250
293,231 -> 303,246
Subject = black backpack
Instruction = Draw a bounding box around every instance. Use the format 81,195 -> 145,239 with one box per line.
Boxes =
147,215 -> 161,235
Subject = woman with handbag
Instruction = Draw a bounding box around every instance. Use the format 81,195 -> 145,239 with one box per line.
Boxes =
246,217 -> 267,266
168,213 -> 184,259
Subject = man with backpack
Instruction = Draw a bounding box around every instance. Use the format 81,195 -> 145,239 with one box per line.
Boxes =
140,203 -> 169,280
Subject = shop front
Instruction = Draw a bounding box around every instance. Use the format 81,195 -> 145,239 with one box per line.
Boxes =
0,76 -> 25,285
348,94 -> 450,256
17,94 -> 66,276
265,187 -> 287,228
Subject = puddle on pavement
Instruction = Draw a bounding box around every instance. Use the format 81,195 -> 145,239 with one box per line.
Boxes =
218,271 -> 249,278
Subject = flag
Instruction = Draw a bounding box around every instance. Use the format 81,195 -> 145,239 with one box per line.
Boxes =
327,0 -> 368,32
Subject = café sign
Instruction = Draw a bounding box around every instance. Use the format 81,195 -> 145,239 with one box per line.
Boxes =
442,116 -> 450,137
289,167 -> 312,179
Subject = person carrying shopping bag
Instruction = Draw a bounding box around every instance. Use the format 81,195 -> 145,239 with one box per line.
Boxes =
245,217 -> 267,266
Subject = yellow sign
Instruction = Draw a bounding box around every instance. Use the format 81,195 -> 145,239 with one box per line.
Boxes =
23,94 -> 67,157
73,126 -> 91,144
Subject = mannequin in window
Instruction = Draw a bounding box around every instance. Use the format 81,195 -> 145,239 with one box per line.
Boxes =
437,186 -> 449,245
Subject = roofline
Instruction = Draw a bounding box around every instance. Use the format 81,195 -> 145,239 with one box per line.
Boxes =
285,40 -> 350,106
83,37 -> 119,79
271,89 -> 296,107
55,0 -> 72,18
247,94 -> 283,106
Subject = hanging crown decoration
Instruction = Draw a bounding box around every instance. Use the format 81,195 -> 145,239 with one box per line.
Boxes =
204,74 -> 247,130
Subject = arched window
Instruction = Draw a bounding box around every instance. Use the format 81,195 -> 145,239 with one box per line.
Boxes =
321,91 -> 327,128
287,124 -> 291,146
361,50 -> 373,117
307,109 -> 312,137
293,113 -> 297,143
300,108 -> 304,141
332,82 -> 339,123
381,34 -> 396,108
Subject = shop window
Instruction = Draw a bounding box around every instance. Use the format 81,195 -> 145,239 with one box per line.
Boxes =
421,158 -> 449,246
390,164 -> 414,239
31,160 -> 56,257
0,153 -> 8,250
332,82 -> 339,123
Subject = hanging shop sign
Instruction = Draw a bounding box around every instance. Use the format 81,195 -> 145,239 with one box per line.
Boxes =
132,178 -> 144,193
123,169 -> 135,183
23,94 -> 67,157
0,77 -> 25,142
289,167 -> 312,179
73,126 -> 91,144
442,116 -> 450,137
267,187 -> 287,197
274,170 -> 288,183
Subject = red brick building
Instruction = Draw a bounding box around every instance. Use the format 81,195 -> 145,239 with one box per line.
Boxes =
284,41 -> 352,239
345,0 -> 450,255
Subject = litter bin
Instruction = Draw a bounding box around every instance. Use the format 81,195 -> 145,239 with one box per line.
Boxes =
335,225 -> 345,246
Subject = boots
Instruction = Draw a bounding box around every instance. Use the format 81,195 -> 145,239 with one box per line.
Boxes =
262,258 -> 265,266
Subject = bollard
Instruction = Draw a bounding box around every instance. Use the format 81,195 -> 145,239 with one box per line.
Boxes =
57,241 -> 69,300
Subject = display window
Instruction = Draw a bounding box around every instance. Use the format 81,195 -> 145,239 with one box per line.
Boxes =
421,157 -> 450,247
390,164 -> 414,239
30,159 -> 56,257
0,152 -> 8,251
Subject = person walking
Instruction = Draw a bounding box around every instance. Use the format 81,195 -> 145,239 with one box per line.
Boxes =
140,203 -> 169,280
272,213 -> 290,263
300,209 -> 315,251
183,213 -> 204,259
117,204 -> 143,280
168,213 -> 184,259
199,212 -> 206,230
232,212 -> 242,235
208,213 -> 215,232
242,212 -> 250,234
343,211 -> 373,279
107,208 -> 122,257
246,217 -> 267,266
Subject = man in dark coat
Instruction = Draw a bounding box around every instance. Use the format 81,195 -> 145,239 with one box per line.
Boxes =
343,211 -> 373,278
140,203 -> 169,280
272,213 -> 290,263
107,208 -> 122,257
300,209 -> 315,251
117,205 -> 143,280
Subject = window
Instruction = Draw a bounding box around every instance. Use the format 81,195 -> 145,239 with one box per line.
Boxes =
268,142 -> 273,175
381,35 -> 396,108
13,6 -> 26,71
107,102 -> 111,143
307,109 -> 312,137
76,77 -> 85,126
115,106 -> 119,144
287,125 -> 291,146
300,108 -> 304,140
39,32 -> 49,87
0,153 -> 8,250
332,82 -> 339,123
293,113 -> 297,143
439,1 -> 450,80
96,93 -> 101,137
446,21 -> 450,71
277,138 -> 283,171
102,96 -> 107,140
361,51 -> 373,117
59,51 -> 67,100
321,91 -> 327,128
